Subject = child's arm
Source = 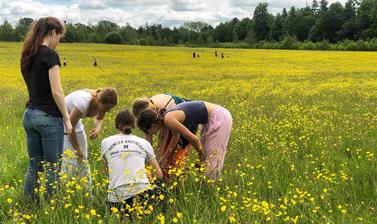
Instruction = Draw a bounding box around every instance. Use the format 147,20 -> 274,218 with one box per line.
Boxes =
89,111 -> 105,139
101,140 -> 109,177
103,158 -> 109,177
156,128 -> 167,162
149,158 -> 163,179
69,107 -> 84,159
164,115 -> 205,160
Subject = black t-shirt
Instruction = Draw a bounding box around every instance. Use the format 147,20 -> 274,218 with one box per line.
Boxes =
21,45 -> 62,117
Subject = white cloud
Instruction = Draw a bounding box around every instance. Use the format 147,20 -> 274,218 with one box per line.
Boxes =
78,0 -> 107,9
171,0 -> 207,11
0,0 -> 350,28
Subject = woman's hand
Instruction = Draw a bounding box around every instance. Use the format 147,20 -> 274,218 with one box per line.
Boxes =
89,127 -> 100,139
64,118 -> 73,135
91,117 -> 104,139
76,150 -> 85,164
192,137 -> 205,161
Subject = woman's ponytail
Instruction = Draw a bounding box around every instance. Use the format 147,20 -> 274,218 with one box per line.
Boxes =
21,17 -> 65,73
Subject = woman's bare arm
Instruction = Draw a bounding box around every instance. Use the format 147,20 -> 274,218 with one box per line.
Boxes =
68,107 -> 84,158
149,158 -> 163,179
164,114 -> 204,160
90,111 -> 105,139
103,159 -> 109,177
49,65 -> 72,134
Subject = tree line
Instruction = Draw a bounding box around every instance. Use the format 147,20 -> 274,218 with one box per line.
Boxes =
1,0 -> 377,51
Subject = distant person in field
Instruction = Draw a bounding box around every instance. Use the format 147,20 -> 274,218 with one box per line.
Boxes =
20,17 -> 72,201
61,88 -> 117,186
93,58 -> 97,67
133,94 -> 191,179
197,54 -> 200,58
221,52 -> 224,58
215,50 -> 218,57
63,58 -> 67,67
192,52 -> 196,58
137,101 -> 233,181
101,109 -> 164,213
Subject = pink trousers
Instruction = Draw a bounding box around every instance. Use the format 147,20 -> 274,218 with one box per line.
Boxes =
200,105 -> 232,180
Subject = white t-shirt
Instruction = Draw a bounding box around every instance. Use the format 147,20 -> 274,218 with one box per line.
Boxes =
101,134 -> 156,202
65,90 -> 92,132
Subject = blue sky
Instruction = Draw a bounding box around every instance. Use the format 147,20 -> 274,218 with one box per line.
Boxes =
0,0 -> 347,28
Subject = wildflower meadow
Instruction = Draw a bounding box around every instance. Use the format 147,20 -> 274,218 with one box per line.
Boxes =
0,42 -> 376,223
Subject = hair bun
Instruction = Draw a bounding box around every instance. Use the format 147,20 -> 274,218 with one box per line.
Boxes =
123,125 -> 133,135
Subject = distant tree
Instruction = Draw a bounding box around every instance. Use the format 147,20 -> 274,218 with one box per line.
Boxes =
200,25 -> 214,43
282,8 -> 288,18
337,0 -> 358,40
309,2 -> 344,42
356,0 -> 377,39
252,2 -> 273,41
0,21 -> 14,41
245,30 -> 257,47
229,18 -> 240,42
183,21 -> 210,33
270,13 -> 284,41
213,22 -> 230,42
196,34 -> 205,45
64,23 -> 78,42
234,18 -> 252,40
14,18 -> 33,41
286,7 -> 298,37
320,0 -> 329,13
96,20 -> 119,41
312,0 -> 320,15
206,36 -> 214,45
104,31 -> 124,44
296,7 -> 316,41
88,33 -> 101,43
75,23 -> 91,42
337,20 -> 358,40
284,6 -> 316,40
343,0 -> 357,21
120,24 -> 138,43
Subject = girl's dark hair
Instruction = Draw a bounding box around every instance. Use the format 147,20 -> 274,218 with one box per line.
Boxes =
115,109 -> 135,135
21,17 -> 65,73
137,108 -> 166,134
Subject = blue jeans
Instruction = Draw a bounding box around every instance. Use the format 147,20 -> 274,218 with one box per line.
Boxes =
23,108 -> 64,200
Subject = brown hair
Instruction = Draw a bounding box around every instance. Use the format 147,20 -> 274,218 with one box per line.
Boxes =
137,108 -> 166,134
132,98 -> 150,117
115,109 -> 135,135
21,17 -> 65,72
96,87 -> 118,107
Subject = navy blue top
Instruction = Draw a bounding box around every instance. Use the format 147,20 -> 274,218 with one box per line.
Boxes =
166,101 -> 208,135
21,45 -> 62,117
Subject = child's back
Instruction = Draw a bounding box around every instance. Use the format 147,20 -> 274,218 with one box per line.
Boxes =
101,133 -> 156,202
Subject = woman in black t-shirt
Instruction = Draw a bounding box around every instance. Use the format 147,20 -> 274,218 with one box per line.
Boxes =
20,17 -> 72,201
